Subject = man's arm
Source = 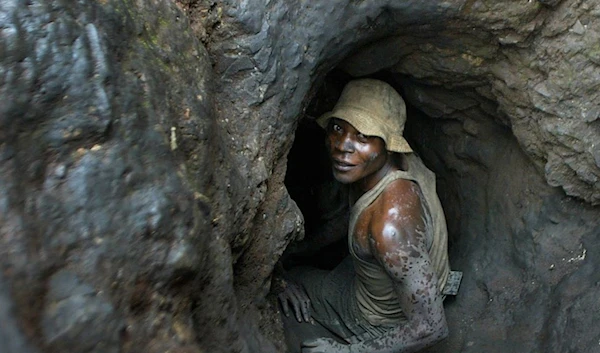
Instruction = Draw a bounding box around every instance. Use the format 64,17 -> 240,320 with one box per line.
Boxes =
351,181 -> 448,353
351,244 -> 447,353
284,210 -> 348,258
283,180 -> 349,259
301,181 -> 448,353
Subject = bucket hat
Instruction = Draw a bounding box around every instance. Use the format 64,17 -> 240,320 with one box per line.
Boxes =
317,79 -> 413,153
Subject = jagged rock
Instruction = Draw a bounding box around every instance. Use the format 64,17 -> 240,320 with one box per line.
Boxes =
42,271 -> 123,353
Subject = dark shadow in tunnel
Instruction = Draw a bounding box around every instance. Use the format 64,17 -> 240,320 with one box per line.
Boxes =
282,69 -> 351,270
283,118 -> 350,270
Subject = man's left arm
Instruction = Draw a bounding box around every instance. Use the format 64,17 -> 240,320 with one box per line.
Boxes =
302,183 -> 448,353
354,184 -> 448,353
352,237 -> 448,353
301,233 -> 448,353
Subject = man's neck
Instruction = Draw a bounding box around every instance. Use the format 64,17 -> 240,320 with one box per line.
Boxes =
352,156 -> 399,198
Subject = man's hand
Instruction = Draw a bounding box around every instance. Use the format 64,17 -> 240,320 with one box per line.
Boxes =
277,279 -> 312,323
302,338 -> 351,353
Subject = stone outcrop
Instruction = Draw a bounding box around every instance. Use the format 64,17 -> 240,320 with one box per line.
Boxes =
1,0 -> 599,353
1,0 -> 218,352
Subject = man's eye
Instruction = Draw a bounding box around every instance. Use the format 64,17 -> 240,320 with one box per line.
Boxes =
333,124 -> 342,132
357,133 -> 367,141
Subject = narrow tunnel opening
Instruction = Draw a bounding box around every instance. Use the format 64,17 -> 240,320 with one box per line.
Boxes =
282,69 -> 352,270
282,68 -> 462,271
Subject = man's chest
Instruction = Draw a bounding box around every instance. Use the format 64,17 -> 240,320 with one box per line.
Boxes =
351,206 -> 376,261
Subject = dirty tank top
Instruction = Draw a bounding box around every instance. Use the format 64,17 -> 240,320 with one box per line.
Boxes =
348,153 -> 450,326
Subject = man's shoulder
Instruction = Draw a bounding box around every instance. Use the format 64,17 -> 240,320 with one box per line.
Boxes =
377,176 -> 423,211
367,177 -> 426,246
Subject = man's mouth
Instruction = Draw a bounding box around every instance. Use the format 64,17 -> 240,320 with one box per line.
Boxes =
332,159 -> 356,172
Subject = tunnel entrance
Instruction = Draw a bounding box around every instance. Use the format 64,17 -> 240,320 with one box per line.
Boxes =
272,8 -> 600,353
282,69 -> 351,270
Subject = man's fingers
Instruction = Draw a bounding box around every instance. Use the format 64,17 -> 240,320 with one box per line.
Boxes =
289,290 -> 305,322
278,293 -> 290,317
290,288 -> 311,322
302,298 -> 311,322
301,344 -> 318,353
301,338 -> 320,347
301,339 -> 325,353
302,338 -> 345,353
277,282 -> 311,323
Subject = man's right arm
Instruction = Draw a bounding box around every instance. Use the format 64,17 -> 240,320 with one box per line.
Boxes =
286,211 -> 348,257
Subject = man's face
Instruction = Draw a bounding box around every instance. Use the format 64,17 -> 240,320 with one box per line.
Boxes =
326,118 -> 388,188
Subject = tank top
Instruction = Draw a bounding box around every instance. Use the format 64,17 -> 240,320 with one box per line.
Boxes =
348,153 -> 450,326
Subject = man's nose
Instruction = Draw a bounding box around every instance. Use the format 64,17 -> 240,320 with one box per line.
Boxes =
335,135 -> 354,153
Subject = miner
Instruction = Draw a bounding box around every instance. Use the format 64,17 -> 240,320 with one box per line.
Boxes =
278,79 -> 451,353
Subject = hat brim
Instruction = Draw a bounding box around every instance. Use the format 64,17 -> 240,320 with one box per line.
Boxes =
316,111 -> 413,154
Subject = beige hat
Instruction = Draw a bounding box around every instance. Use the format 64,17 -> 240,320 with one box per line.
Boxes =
317,79 -> 413,153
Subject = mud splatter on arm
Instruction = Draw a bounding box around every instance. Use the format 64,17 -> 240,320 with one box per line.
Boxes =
354,183 -> 448,353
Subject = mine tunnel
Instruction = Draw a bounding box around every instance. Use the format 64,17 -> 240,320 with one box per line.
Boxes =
278,27 -> 600,351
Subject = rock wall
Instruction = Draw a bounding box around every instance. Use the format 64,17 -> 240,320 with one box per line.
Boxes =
1,0 -> 599,353
1,0 -> 219,352
406,107 -> 600,353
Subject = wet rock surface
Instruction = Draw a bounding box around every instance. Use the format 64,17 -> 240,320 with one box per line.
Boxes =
1,0 -> 599,353
2,0 -> 217,351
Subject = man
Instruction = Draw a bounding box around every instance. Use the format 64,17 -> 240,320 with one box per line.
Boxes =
279,79 -> 450,353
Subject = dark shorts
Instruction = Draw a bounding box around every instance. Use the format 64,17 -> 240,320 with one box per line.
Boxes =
283,257 -> 396,352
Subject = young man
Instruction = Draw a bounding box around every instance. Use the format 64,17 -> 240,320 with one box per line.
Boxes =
279,79 -> 450,353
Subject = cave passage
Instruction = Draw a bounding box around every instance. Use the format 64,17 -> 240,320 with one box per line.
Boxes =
283,69 -> 352,270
